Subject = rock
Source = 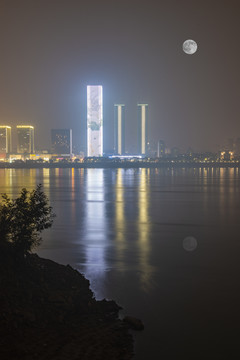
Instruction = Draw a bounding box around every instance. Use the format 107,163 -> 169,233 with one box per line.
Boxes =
123,316 -> 144,331
47,292 -> 65,303
0,252 -> 135,359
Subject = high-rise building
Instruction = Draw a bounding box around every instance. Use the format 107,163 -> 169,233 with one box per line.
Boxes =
17,126 -> 34,153
137,104 -> 148,155
157,140 -> 166,157
114,104 -> 125,155
51,129 -> 72,154
87,85 -> 103,157
0,126 -> 12,154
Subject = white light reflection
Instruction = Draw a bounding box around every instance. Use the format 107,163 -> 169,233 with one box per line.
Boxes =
82,169 -> 108,298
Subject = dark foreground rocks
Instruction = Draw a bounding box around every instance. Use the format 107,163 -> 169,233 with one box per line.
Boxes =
123,316 -> 144,331
0,252 -> 136,360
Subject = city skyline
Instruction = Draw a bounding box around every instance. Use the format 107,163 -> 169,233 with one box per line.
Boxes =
1,1 -> 240,153
1,104 -> 240,156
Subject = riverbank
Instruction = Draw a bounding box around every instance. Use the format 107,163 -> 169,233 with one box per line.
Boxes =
0,251 -> 136,360
0,161 -> 240,169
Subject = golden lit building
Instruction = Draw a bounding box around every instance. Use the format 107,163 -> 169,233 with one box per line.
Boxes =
17,126 -> 34,153
114,104 -> 125,155
137,104 -> 148,155
0,126 -> 12,154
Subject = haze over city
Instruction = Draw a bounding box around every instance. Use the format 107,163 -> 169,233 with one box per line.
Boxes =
1,0 -> 240,154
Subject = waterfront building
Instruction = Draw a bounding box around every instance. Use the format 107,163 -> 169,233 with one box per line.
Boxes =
157,140 -> 166,158
0,126 -> 12,154
114,104 -> 125,155
137,104 -> 148,155
87,85 -> 103,157
17,126 -> 34,153
51,129 -> 72,155
220,151 -> 234,161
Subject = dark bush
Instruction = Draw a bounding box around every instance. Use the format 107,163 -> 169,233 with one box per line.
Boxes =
0,184 -> 55,256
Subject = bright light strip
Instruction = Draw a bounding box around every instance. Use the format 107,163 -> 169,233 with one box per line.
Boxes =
118,106 -> 122,155
138,104 -> 148,155
17,125 -> 34,129
142,106 -> 146,154
109,155 -> 143,159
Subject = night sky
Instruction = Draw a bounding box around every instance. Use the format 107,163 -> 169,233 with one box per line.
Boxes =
1,0 -> 240,153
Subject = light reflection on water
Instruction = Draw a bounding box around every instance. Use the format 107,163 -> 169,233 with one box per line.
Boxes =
1,167 -> 240,359
137,168 -> 152,291
82,169 -> 107,283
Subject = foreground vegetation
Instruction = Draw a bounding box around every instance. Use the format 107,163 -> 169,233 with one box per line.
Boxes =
0,184 -> 55,256
0,186 -> 136,359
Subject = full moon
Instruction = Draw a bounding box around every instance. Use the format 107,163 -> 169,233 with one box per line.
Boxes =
183,39 -> 198,54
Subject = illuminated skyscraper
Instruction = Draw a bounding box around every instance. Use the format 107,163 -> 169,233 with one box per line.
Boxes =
87,85 -> 103,157
17,126 -> 34,153
114,104 -> 125,155
0,126 -> 11,153
137,104 -> 148,155
51,129 -> 72,154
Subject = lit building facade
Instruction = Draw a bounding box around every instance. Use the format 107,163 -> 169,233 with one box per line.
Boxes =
17,126 -> 34,153
51,129 -> 72,155
114,104 -> 125,155
137,104 -> 148,155
0,126 -> 12,154
87,85 -> 103,157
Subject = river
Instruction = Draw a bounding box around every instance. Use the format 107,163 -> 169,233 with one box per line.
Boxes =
1,167 -> 240,359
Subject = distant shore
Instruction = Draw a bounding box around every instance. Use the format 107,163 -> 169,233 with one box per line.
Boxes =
0,251 -> 136,360
0,161 -> 240,169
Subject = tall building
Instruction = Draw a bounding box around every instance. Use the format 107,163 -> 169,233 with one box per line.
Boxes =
0,126 -> 12,154
51,129 -> 72,154
87,85 -> 103,157
114,104 -> 125,155
17,126 -> 34,153
157,140 -> 166,157
137,104 -> 148,155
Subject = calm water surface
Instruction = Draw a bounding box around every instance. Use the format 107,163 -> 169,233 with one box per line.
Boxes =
1,168 -> 240,359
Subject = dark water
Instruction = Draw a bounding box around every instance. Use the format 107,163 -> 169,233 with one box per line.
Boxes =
1,167 -> 240,359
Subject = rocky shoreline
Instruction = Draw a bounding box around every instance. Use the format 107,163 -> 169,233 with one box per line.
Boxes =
0,252 -> 142,359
